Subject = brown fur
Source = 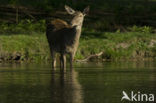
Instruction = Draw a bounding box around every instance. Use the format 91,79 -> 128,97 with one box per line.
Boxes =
46,20 -> 77,53
51,19 -> 71,31
46,5 -> 89,69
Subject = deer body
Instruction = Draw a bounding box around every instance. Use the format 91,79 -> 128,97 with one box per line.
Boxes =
46,5 -> 89,69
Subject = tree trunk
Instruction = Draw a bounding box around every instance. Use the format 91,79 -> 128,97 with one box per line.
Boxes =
16,7 -> 18,24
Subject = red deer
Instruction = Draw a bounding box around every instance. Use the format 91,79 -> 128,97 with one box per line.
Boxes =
46,5 -> 89,69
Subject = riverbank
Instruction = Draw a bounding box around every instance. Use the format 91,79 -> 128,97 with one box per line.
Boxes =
0,31 -> 156,62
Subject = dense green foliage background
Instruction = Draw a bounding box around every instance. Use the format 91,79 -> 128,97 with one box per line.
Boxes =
0,0 -> 156,31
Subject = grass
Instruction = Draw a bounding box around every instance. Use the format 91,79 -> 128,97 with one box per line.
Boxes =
78,31 -> 156,61
0,31 -> 156,62
0,33 -> 50,62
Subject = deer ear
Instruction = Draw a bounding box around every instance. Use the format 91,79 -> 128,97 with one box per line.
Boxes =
83,6 -> 90,16
65,5 -> 75,15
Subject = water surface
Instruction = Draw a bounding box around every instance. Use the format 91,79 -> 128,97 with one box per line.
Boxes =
0,61 -> 156,103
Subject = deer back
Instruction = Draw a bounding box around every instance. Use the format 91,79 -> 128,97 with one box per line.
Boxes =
46,19 -> 77,53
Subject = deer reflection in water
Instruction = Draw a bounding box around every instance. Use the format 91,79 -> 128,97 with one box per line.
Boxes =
50,68 -> 83,103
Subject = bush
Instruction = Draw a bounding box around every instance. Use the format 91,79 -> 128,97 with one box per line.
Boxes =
0,19 -> 46,34
128,25 -> 153,33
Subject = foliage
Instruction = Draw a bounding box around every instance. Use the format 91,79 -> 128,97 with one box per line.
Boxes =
0,19 -> 45,34
0,0 -> 156,32
128,26 -> 153,33
0,31 -> 155,62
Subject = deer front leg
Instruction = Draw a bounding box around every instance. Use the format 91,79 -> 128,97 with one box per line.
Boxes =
63,54 -> 66,69
60,54 -> 66,69
70,53 -> 74,69
51,51 -> 56,69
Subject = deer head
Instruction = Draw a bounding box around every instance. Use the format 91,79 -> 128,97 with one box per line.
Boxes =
65,5 -> 89,28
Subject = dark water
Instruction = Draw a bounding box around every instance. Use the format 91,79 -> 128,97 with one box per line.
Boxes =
0,61 -> 156,103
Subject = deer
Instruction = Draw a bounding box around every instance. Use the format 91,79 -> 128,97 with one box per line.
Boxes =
46,5 -> 89,69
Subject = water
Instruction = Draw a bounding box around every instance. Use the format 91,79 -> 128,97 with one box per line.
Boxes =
0,61 -> 156,103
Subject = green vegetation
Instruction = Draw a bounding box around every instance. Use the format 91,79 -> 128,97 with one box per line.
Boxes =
0,34 -> 50,62
0,30 -> 155,62
0,0 -> 156,31
0,0 -> 156,62
78,31 -> 156,61
0,19 -> 45,34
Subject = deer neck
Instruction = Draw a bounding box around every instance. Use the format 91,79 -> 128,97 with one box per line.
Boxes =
71,19 -> 83,42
